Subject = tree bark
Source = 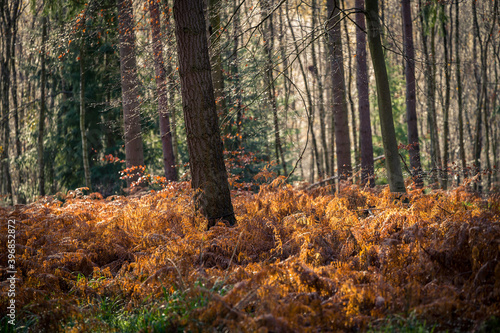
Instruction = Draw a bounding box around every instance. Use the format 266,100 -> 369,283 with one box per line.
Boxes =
312,0 -> 329,176
355,0 -> 374,187
173,0 -> 235,228
365,0 -> 406,193
327,0 -> 351,181
149,0 -> 177,181
455,0 -> 466,183
440,4 -> 451,189
80,37 -> 92,190
117,0 -> 145,180
208,0 -> 227,132
419,0 -> 442,187
401,0 -> 423,188
38,15 -> 47,196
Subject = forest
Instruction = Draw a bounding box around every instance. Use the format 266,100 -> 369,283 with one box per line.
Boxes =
0,0 -> 499,331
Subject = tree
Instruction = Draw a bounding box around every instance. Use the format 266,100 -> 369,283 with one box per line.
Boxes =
401,0 -> 423,188
149,0 -> 177,181
355,0 -> 374,187
173,0 -> 236,228
365,0 -> 406,193
117,0 -> 144,179
327,0 -> 351,180
80,22 -> 91,190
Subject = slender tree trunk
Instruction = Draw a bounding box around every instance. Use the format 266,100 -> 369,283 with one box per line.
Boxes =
38,15 -> 47,196
355,0 -> 374,187
419,0 -> 442,187
312,0 -> 329,176
232,0 -> 243,149
327,0 -> 351,181
455,0 -> 466,183
163,0 -> 179,167
440,4 -> 451,189
149,0 -> 177,181
117,0 -> 145,180
80,37 -> 91,190
365,0 -> 406,193
261,0 -> 287,175
173,0 -> 235,228
401,0 -> 422,188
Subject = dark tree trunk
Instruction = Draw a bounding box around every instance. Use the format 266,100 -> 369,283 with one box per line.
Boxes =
327,0 -> 351,181
401,0 -> 423,188
365,0 -> 406,193
149,0 -> 177,181
355,0 -> 374,187
173,0 -> 235,228
117,0 -> 145,178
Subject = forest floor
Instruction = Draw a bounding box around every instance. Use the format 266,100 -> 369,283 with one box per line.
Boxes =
1,180 -> 499,332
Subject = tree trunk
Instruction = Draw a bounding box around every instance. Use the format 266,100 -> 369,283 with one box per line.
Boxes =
232,0 -> 243,149
355,0 -> 374,187
117,0 -> 145,180
80,37 -> 92,190
312,0 -> 329,176
365,0 -> 406,193
419,0 -> 442,187
455,0 -> 466,183
327,0 -> 351,181
173,0 -> 235,228
208,0 -> 227,132
149,0 -> 177,181
38,15 -> 47,196
440,4 -> 451,189
401,0 -> 423,188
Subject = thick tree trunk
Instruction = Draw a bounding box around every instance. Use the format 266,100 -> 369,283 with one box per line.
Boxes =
117,0 -> 145,179
355,0 -> 374,187
80,38 -> 92,190
401,0 -> 423,188
365,0 -> 406,193
173,0 -> 235,228
327,0 -> 351,181
149,0 -> 177,181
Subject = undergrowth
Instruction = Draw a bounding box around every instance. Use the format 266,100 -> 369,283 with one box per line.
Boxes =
1,180 -> 499,332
